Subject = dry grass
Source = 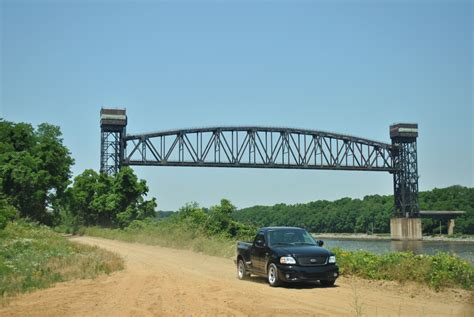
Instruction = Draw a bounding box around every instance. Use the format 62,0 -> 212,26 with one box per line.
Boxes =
47,242 -> 124,279
84,225 -> 237,258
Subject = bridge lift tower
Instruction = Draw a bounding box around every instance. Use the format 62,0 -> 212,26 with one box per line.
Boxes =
389,123 -> 421,240
100,108 -> 127,175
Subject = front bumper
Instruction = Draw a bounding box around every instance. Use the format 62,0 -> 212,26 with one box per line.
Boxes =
276,263 -> 339,282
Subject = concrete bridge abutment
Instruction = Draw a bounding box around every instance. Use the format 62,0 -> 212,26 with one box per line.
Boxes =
390,217 -> 422,240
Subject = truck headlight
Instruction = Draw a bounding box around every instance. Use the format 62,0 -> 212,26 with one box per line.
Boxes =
328,256 -> 336,263
280,256 -> 296,264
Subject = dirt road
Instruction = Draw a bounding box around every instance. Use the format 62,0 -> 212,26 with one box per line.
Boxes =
1,237 -> 472,316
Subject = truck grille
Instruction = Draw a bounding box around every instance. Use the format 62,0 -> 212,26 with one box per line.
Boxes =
297,256 -> 327,266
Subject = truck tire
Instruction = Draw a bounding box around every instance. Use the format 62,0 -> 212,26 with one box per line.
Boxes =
320,279 -> 336,287
267,263 -> 281,287
237,259 -> 249,280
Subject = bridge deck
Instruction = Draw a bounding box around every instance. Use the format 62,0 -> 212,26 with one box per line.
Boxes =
419,210 -> 466,219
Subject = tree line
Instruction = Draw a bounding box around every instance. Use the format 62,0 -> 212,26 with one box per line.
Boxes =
233,186 -> 474,234
0,119 -> 156,230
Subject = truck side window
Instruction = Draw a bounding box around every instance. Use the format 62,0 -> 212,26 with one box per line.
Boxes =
254,233 -> 265,247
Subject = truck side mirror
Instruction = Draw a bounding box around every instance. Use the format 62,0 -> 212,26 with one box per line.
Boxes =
317,240 -> 324,247
256,239 -> 264,247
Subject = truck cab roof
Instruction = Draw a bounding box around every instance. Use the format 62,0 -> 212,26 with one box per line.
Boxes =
258,227 -> 306,233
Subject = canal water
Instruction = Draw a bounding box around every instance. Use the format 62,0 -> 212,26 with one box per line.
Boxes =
322,238 -> 474,264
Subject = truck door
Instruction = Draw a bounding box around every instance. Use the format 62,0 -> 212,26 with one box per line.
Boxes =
250,232 -> 267,272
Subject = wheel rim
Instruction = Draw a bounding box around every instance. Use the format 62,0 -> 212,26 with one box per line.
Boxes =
268,266 -> 276,284
238,261 -> 244,278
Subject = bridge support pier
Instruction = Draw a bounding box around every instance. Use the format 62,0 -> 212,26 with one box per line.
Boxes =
447,219 -> 455,235
390,217 -> 422,240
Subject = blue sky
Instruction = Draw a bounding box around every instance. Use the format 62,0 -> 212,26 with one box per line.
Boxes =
1,0 -> 472,210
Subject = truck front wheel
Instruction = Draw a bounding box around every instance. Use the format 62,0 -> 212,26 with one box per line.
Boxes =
267,263 -> 281,287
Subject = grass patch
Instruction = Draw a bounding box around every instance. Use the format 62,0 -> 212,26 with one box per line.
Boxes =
332,247 -> 473,290
0,221 -> 123,300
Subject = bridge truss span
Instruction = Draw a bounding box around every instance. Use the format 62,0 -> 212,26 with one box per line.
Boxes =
124,127 -> 396,172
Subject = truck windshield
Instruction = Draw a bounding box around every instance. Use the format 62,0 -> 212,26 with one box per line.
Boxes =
267,229 -> 317,246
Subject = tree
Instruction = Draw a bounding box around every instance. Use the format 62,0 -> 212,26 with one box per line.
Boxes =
66,169 -> 100,226
113,167 -> 157,228
0,119 -> 74,225
206,199 -> 235,236
65,167 -> 157,228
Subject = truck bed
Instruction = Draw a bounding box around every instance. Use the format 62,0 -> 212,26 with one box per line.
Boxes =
236,241 -> 252,262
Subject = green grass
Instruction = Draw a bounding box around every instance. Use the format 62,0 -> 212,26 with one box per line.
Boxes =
332,247 -> 473,290
84,221 -> 473,291
0,221 -> 123,300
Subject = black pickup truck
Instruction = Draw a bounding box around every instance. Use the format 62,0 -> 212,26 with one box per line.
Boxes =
236,227 -> 339,287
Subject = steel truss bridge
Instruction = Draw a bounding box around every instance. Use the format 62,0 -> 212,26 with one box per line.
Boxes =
125,127 -> 395,171
100,109 -> 419,218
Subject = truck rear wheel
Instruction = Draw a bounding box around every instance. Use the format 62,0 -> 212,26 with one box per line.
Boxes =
267,263 -> 281,287
237,259 -> 249,280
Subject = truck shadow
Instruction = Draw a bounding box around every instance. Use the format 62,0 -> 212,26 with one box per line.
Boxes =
245,276 -> 339,289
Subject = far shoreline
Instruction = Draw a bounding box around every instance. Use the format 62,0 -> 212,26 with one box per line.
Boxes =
313,232 -> 474,242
